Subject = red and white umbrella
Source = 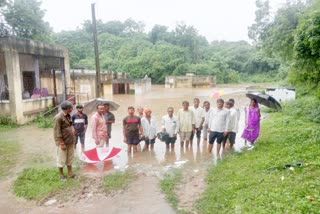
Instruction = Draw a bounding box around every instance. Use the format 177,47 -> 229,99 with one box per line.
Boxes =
80,147 -> 121,163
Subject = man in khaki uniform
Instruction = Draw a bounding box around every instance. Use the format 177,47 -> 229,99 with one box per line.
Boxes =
53,101 -> 76,180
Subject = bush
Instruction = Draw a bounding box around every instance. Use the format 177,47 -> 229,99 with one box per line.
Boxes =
282,96 -> 320,123
33,113 -> 54,128
0,115 -> 16,127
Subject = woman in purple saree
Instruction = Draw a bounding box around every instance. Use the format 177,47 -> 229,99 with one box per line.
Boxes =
241,98 -> 261,147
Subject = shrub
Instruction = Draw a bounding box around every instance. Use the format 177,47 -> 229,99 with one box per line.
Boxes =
0,115 -> 16,127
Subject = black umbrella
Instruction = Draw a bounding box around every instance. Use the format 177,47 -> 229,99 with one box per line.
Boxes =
83,98 -> 120,113
246,93 -> 282,110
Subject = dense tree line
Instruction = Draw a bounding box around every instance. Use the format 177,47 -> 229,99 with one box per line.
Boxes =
3,0 -> 320,88
249,0 -> 320,96
54,20 -> 280,84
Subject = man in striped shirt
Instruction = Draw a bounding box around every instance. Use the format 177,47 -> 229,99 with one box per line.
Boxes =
72,104 -> 88,152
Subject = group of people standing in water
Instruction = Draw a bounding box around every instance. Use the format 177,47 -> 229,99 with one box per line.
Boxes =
53,97 -> 261,179
122,97 -> 261,155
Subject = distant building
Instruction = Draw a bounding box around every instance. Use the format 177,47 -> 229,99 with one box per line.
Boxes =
265,86 -> 296,102
165,73 -> 216,88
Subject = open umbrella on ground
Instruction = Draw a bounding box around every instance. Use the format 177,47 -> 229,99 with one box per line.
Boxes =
246,93 -> 282,110
83,98 -> 119,113
80,147 -> 121,163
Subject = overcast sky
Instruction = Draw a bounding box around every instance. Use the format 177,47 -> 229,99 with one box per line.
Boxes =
42,0 -> 284,42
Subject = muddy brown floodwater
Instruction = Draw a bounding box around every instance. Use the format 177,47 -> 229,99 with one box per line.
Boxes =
83,84 -> 253,171
0,83 -> 270,214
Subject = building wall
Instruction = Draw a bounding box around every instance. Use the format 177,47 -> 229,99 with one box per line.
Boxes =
134,78 -> 152,95
0,101 -> 11,114
20,97 -> 54,123
103,84 -> 113,95
165,75 -> 215,88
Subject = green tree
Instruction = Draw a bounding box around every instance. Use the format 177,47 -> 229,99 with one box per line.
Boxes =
174,23 -> 208,63
4,0 -> 51,41
0,0 -> 10,36
248,0 -> 271,45
264,1 -> 306,61
149,24 -> 170,44
292,0 -> 320,93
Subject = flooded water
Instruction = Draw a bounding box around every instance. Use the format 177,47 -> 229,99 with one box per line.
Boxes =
79,84 -> 259,174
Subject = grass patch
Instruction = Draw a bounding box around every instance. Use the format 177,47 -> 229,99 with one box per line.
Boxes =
33,113 -> 54,128
103,171 -> 134,193
160,169 -> 182,209
196,98 -> 320,213
0,139 -> 20,178
13,168 -> 80,200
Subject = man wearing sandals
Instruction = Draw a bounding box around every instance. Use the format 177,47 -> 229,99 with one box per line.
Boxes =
53,101 -> 77,180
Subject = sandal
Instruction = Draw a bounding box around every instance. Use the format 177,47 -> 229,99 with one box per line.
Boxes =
60,175 -> 67,181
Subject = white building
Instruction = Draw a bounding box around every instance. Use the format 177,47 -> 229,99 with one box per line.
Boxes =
265,86 -> 296,102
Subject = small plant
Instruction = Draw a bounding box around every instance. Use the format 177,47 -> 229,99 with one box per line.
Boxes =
33,113 -> 54,128
103,171 -> 134,193
0,114 -> 16,127
13,168 -> 79,200
33,105 -> 56,128
160,169 -> 182,209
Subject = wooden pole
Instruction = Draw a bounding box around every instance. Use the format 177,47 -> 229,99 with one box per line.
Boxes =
91,3 -> 101,98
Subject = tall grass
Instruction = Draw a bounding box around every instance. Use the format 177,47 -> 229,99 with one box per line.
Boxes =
196,96 -> 320,213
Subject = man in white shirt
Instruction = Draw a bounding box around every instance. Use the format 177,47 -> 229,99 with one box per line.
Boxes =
203,101 -> 212,142
223,101 -> 238,149
207,99 -> 230,154
177,101 -> 195,148
141,108 -> 157,151
229,99 -> 240,127
190,98 -> 205,147
161,107 -> 179,151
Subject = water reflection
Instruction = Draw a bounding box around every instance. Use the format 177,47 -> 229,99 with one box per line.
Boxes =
78,84 -> 253,171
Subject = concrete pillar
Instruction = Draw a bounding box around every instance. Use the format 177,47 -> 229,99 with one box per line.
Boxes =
33,56 -> 40,88
61,68 -> 66,102
62,52 -> 71,91
62,52 -> 71,101
4,50 -> 24,124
